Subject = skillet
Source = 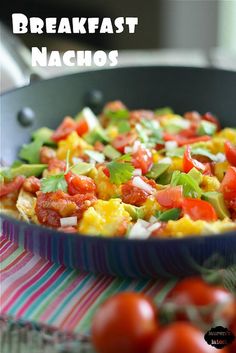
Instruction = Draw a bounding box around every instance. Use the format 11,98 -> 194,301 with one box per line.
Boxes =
1,66 -> 236,278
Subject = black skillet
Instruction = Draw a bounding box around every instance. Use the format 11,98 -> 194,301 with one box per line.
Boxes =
1,66 -> 236,278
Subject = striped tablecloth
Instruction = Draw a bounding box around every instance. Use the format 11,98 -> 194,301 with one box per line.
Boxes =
0,236 -> 177,352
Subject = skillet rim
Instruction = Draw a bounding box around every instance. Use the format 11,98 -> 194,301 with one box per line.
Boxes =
1,65 -> 236,242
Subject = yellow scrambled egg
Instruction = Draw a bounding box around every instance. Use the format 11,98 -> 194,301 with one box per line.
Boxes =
57,131 -> 93,161
78,199 -> 132,236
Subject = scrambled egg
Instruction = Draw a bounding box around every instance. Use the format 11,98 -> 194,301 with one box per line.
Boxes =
169,157 -> 183,172
164,216 -> 236,237
78,199 -> 132,236
57,131 -> 93,161
142,197 -> 162,220
89,167 -> 121,200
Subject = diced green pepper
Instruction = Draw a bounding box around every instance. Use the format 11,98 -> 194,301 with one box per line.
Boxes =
197,120 -> 216,136
155,208 -> 181,222
70,162 -> 94,175
146,163 -> 170,180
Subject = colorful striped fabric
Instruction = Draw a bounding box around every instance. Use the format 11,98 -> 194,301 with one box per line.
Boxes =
0,236 -> 177,336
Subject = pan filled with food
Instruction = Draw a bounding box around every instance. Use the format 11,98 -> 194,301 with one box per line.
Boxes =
1,66 -> 236,277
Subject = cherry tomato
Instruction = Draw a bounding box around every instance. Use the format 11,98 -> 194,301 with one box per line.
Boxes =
183,145 -> 206,173
112,132 -> 137,153
122,177 -> 156,206
65,172 -> 96,196
92,292 -> 159,353
150,322 -> 228,353
36,190 -> 96,228
23,176 -> 40,193
0,176 -> 25,197
184,111 -> 202,123
182,198 -> 217,221
132,145 -> 153,174
220,166 -> 236,201
51,117 -> 77,142
165,277 -> 236,325
202,112 -> 221,131
76,119 -> 89,136
156,186 -> 183,208
225,142 -> 236,167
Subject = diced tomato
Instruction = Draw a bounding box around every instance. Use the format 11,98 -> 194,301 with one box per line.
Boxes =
23,176 -> 40,193
35,190 -> 96,228
156,186 -> 183,208
0,176 -> 25,197
103,100 -> 127,112
48,158 -> 66,172
184,111 -> 201,123
163,133 -> 211,146
182,198 -> 218,221
220,166 -> 236,201
183,145 -> 206,173
76,119 -> 89,136
121,177 -> 156,206
94,141 -> 105,152
177,122 -> 198,138
51,117 -> 77,142
132,145 -> 153,174
225,141 -> 236,167
40,146 -> 56,164
112,132 -> 137,153
65,171 -> 96,196
102,166 -> 110,178
129,110 -> 154,123
202,112 -> 221,131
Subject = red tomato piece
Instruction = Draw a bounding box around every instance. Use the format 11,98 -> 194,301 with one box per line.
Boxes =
183,145 -> 206,173
156,186 -> 183,208
39,146 -> 56,164
92,292 -> 159,353
65,172 -> 96,196
51,116 -> 77,142
76,119 -> 89,136
220,166 -> 236,201
184,111 -> 202,123
103,100 -> 127,112
35,190 -> 96,228
132,145 -> 153,174
122,177 -> 156,206
0,176 -> 25,197
202,112 -> 221,131
112,132 -> 137,153
165,277 -> 236,325
129,110 -> 155,123
182,198 -> 218,221
164,133 -> 211,146
48,158 -> 66,172
225,141 -> 236,167
150,322 -> 228,353
23,176 -> 41,193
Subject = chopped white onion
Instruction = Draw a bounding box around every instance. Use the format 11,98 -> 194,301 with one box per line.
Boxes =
136,219 -> 150,228
72,157 -> 83,165
124,146 -> 133,154
60,216 -> 77,227
215,153 -> 226,163
132,176 -> 155,194
81,107 -> 98,131
159,157 -> 172,165
165,141 -> 178,151
133,168 -> 142,176
148,222 -> 161,233
153,120 -> 160,129
149,216 -> 158,223
128,220 -> 151,239
132,140 -> 141,153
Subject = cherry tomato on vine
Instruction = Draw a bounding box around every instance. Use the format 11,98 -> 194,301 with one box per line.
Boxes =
165,277 -> 235,325
91,292 -> 159,353
150,322 -> 228,353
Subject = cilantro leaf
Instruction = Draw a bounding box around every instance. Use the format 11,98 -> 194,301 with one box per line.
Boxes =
40,174 -> 67,193
19,138 -> 43,164
171,171 -> 202,198
107,160 -> 134,185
